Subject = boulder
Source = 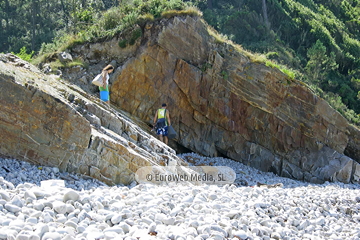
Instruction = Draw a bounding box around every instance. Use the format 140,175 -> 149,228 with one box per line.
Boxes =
58,52 -> 73,63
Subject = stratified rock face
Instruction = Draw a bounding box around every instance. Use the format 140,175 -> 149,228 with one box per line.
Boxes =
3,15 -> 359,184
108,16 -> 360,183
0,54 -> 185,185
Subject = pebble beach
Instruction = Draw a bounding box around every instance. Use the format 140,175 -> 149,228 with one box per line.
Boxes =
0,153 -> 360,240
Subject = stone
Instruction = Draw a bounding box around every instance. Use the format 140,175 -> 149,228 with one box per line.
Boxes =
104,226 -> 125,235
52,201 -> 67,214
77,226 -> 86,234
9,219 -> 25,230
0,191 -> 11,201
42,63 -> 52,74
26,217 -> 38,225
33,202 -> 45,211
16,232 -> 31,240
24,190 -> 37,200
110,214 -> 122,224
34,224 -> 50,239
270,232 -> 281,240
63,190 -> 80,202
297,220 -> 310,230
42,232 -> 62,240
118,222 -> 131,233
332,156 -> 356,183
10,195 -> 23,208
163,217 -> 176,225
233,230 -> 248,239
66,204 -> 75,213
84,112 -> 101,126
4,203 -> 21,213
64,220 -> 78,229
104,231 -> 119,240
58,52 -> 73,63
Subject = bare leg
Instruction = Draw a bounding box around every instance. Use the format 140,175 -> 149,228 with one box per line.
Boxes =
164,136 -> 168,145
159,135 -> 164,143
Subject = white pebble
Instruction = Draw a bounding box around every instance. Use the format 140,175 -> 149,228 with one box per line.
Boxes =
63,190 -> 80,202
52,201 -> 67,214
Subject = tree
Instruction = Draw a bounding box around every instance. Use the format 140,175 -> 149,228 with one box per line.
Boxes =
31,0 -> 38,50
305,40 -> 338,85
0,0 -> 109,54
262,0 -> 270,30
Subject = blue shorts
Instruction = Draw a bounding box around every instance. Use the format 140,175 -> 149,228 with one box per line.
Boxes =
100,90 -> 109,102
156,126 -> 168,136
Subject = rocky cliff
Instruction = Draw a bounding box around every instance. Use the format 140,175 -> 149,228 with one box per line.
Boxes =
68,16 -> 360,184
0,54 -> 185,185
2,15 -> 360,184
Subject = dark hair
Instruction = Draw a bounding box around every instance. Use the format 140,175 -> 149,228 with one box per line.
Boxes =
103,64 -> 114,72
162,103 -> 167,107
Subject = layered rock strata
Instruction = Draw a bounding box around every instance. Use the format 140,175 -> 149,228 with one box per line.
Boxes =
5,15 -> 360,184
0,54 -> 185,185
72,16 -> 360,184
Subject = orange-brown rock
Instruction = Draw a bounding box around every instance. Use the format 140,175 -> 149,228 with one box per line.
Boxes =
106,16 -> 360,183
0,54 -> 186,185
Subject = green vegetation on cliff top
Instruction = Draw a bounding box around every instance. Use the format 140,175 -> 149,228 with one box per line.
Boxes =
1,0 -> 359,125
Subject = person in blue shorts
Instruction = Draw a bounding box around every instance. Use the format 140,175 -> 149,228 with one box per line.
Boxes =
99,64 -> 114,105
153,103 -> 171,145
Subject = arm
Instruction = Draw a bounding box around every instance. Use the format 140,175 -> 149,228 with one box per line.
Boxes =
166,110 -> 171,126
102,71 -> 107,87
153,110 -> 158,126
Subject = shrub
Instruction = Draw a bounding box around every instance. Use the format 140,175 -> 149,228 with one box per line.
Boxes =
118,39 -> 127,48
221,70 -> 229,80
67,59 -> 88,69
265,60 -> 295,80
102,8 -> 123,30
207,25 -> 228,44
49,59 -> 64,72
129,28 -> 142,45
13,47 -> 34,61
200,62 -> 212,72
266,51 -> 279,60
161,6 -> 202,18
137,13 -> 155,26
123,11 -> 139,28
281,68 -> 295,80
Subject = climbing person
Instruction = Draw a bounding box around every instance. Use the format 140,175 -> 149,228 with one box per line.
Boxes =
99,64 -> 114,105
153,103 -> 171,145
